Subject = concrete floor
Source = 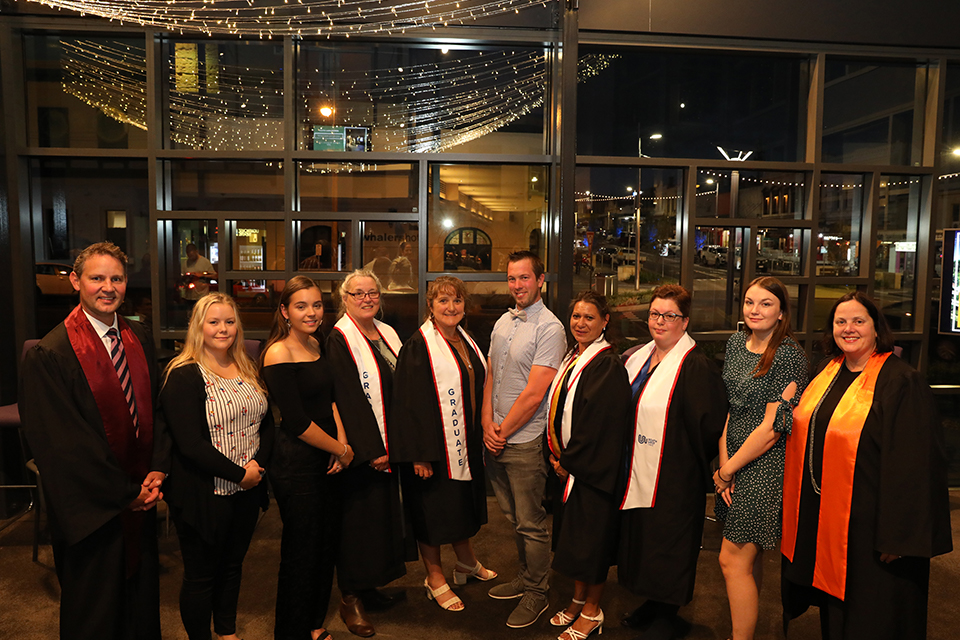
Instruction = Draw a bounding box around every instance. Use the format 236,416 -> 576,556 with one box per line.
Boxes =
1,493 -> 959,640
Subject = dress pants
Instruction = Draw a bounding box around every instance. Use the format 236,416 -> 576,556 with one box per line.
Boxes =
172,490 -> 261,640
52,510 -> 161,640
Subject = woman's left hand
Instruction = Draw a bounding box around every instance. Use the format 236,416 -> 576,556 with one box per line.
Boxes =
879,553 -> 901,563
713,468 -> 735,505
370,455 -> 390,472
414,462 -> 433,478
328,453 -> 344,475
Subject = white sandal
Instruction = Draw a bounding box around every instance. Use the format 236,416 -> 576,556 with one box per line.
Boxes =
550,598 -> 586,626
557,608 -> 603,640
424,578 -> 464,611
452,560 -> 497,585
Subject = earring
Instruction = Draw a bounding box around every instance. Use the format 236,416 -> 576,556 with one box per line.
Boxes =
285,318 -> 291,328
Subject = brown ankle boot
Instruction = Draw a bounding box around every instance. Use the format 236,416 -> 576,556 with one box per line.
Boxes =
339,593 -> 375,637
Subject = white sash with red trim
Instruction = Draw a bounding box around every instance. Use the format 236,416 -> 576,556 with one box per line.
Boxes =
334,315 -> 402,452
420,319 -> 486,481
546,338 -> 611,502
621,332 -> 696,510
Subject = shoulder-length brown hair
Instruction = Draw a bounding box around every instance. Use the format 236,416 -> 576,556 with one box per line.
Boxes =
260,275 -> 323,368
820,290 -> 895,356
744,276 -> 802,378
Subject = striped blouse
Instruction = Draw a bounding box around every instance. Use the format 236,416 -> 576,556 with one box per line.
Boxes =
201,367 -> 268,496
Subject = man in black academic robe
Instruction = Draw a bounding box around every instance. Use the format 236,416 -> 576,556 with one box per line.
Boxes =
19,242 -> 170,640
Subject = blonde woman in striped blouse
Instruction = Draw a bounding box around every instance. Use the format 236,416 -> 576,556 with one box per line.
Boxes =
160,293 -> 274,640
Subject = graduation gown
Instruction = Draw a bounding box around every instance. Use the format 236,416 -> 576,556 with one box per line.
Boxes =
326,330 -> 408,589
19,316 -> 170,640
781,355 -> 953,640
389,330 -> 487,546
617,346 -> 728,606
550,347 -> 631,585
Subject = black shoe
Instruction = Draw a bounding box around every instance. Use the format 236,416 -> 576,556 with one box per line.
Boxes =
621,600 -> 658,628
360,587 -> 406,612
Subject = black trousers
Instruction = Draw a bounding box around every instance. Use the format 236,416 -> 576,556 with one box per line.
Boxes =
171,490 -> 261,640
51,511 -> 161,640
270,468 -> 342,640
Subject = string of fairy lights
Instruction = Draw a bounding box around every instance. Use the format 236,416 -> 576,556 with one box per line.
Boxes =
27,0 -> 557,37
60,38 -> 617,153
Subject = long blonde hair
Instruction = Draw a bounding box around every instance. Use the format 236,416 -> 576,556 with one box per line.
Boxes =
163,293 -> 264,393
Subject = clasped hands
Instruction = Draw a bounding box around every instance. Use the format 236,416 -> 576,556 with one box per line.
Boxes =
483,420 -> 506,456
128,471 -> 165,511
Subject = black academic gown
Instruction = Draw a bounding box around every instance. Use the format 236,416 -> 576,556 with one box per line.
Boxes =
617,347 -> 728,606
551,348 -> 631,585
19,318 -> 170,640
389,330 -> 487,546
781,355 -> 952,640
326,330 -> 408,590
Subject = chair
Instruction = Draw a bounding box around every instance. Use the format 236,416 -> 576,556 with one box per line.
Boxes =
0,340 -> 41,547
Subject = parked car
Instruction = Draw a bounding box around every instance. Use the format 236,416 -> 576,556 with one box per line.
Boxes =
698,245 -> 728,267
35,262 -> 74,295
614,248 -> 638,265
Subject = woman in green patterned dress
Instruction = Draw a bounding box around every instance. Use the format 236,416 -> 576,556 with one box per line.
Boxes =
712,276 -> 808,640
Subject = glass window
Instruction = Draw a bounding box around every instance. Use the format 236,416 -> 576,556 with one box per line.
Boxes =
232,221 -> 285,271
160,219 -> 219,330
459,281 -> 513,355
296,221 -> 351,272
29,158 -> 150,335
299,162 -> 418,213
875,176 -> 922,331
297,43 -> 548,154
24,35 -> 148,149
577,47 -> 809,161
692,226 -> 745,331
757,228 -> 803,276
429,164 -> 549,273
231,279 -> 285,329
165,160 -> 284,211
362,221 -> 419,293
813,284 -> 858,334
164,40 -> 284,151
822,58 -> 929,165
818,174 -> 864,276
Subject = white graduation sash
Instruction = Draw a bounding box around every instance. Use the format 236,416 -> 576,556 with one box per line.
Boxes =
419,319 -> 487,481
620,332 -> 696,510
333,314 -> 402,456
545,338 -> 611,503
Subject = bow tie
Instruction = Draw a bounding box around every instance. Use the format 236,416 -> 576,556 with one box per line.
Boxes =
509,308 -> 527,322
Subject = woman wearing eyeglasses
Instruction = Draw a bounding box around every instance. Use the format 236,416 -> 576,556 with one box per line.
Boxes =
617,285 -> 729,640
326,269 -> 408,637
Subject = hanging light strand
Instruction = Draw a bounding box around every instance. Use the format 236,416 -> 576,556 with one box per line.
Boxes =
28,0 -> 557,37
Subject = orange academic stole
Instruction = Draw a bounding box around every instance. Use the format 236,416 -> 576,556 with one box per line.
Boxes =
782,351 -> 890,600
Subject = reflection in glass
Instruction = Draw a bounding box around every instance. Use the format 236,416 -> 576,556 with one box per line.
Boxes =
757,228 -> 803,276
299,163 -> 417,213
363,221 -> 418,293
818,174 -> 864,276
165,40 -> 283,151
461,281 -> 513,355
577,47 -> 808,160
297,221 -> 351,272
692,226 -> 745,331
162,219 -> 219,330
823,58 -> 928,165
166,160 -> 284,210
297,43 -> 548,154
429,164 -> 549,272
875,176 -> 922,331
230,279 -> 285,330
29,158 -> 150,335
232,221 -> 285,271
24,36 -> 148,149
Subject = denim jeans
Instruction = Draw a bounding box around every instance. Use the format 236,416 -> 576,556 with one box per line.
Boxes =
485,437 -> 550,595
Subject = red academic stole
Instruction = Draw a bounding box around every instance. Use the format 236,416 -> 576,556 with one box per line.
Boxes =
65,305 -> 154,575
782,351 -> 890,600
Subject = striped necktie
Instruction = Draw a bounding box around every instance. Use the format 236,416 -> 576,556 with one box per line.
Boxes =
106,327 -> 139,436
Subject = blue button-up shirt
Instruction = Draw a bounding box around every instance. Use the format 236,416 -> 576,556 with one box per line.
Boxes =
488,298 -> 566,444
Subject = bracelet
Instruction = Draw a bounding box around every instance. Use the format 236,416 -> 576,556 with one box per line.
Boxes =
337,443 -> 348,458
717,468 -> 732,483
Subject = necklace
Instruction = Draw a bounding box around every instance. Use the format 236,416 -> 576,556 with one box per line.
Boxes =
806,369 -> 842,496
449,336 -> 473,369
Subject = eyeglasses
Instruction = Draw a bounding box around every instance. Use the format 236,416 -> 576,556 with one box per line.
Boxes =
345,290 -> 381,301
648,310 -> 685,323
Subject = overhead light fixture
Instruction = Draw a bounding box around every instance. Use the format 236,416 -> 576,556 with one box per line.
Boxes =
319,106 -> 334,118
